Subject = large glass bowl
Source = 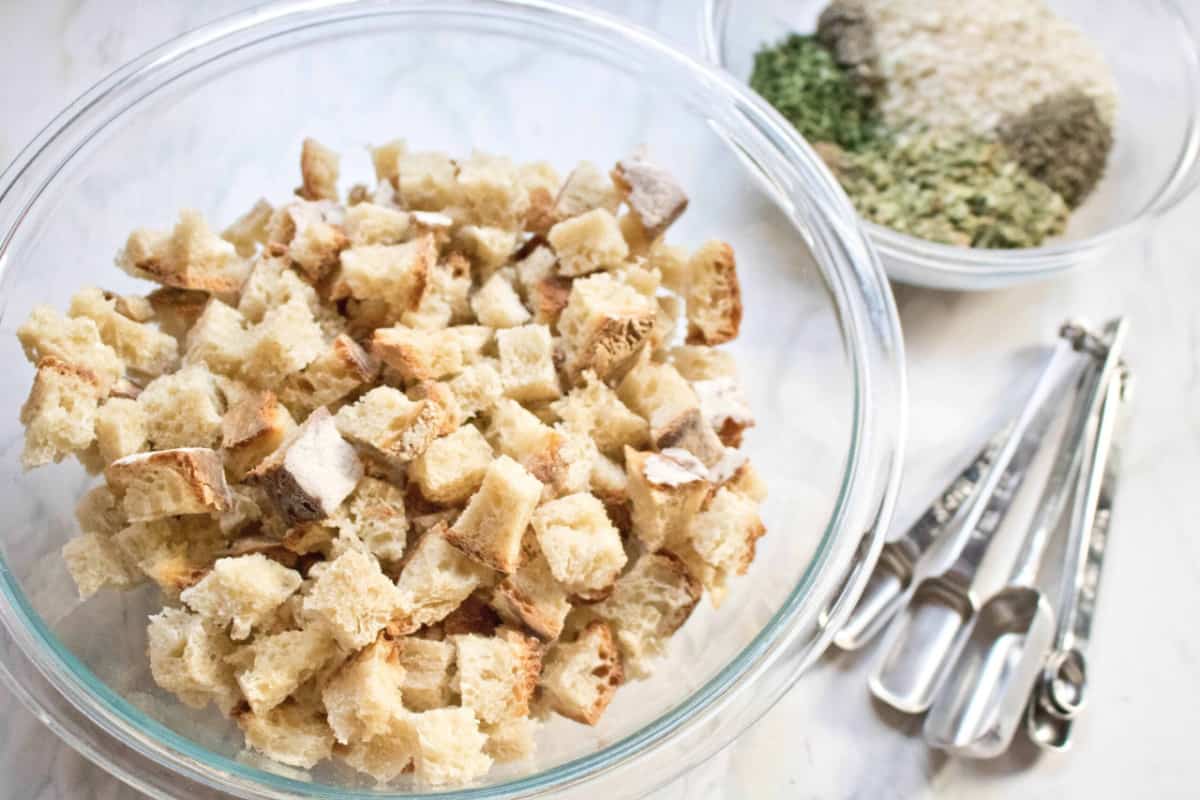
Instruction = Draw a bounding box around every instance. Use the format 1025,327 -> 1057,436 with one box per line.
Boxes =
0,1 -> 905,798
703,0 -> 1200,290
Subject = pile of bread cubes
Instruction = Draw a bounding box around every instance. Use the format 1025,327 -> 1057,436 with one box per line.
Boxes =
15,137 -> 766,787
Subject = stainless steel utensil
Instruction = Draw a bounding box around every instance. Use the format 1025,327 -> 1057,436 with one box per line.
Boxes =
869,338 -> 1085,713
835,429 -> 1010,651
1027,364 -> 1129,751
924,318 -> 1128,755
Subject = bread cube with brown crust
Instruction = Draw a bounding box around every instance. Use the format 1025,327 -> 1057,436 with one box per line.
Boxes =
334,235 -> 434,323
395,636 -> 456,711
236,254 -> 320,324
471,269 -> 531,329
497,324 -> 560,403
456,225 -> 518,279
230,625 -> 337,715
553,161 -> 621,221
17,306 -> 123,394
448,360 -> 503,421
547,209 -> 629,277
685,240 -> 742,345
616,357 -> 724,464
401,257 -> 473,330
685,486 -> 765,578
551,370 -> 648,457
558,272 -> 656,381
220,390 -> 295,479
95,397 -> 148,465
296,138 -> 340,202
137,364 -> 224,450
147,607 -> 241,713
592,551 -> 702,679
247,407 -> 362,524
238,698 -> 335,770
278,334 -> 377,420
528,276 -> 573,329
334,386 -> 441,465
242,297 -> 326,390
116,209 -> 249,294
531,492 -> 627,595
327,476 -> 408,563
68,286 -> 178,377
624,447 -> 711,552
180,554 -> 302,640
302,549 -> 405,650
62,532 -> 141,599
222,198 -> 274,257
611,154 -> 689,240
145,287 -> 207,340
321,637 -> 407,744
440,590 -> 501,638
491,552 -> 571,640
371,325 -> 463,383
486,398 -> 566,487
20,356 -> 103,469
407,380 -> 463,436
369,138 -> 406,184
453,630 -> 542,724
514,244 -> 558,294
105,447 -> 232,521
540,620 -> 623,724
394,527 -> 492,632
183,297 -> 250,377
344,201 -> 411,246
446,455 -> 543,573
518,161 -> 561,233
410,424 -> 494,505
457,151 -> 528,229
692,376 -> 755,447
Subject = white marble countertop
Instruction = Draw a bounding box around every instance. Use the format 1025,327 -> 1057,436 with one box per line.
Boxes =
1,1 -> 1197,798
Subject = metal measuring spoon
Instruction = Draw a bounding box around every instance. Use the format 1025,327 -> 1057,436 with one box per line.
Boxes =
869,338 -> 1085,714
924,318 -> 1127,756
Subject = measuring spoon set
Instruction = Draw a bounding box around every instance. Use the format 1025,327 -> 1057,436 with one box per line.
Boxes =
838,318 -> 1129,758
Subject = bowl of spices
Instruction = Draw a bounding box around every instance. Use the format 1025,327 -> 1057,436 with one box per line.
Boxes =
704,0 -> 1200,289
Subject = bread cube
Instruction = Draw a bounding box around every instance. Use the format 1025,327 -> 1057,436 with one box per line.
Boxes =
685,486 -> 765,577
623,447 -> 711,552
407,380 -> 463,436
541,620 -> 623,724
302,549 -> 404,650
456,225 -> 518,278
551,370 -> 648,457
611,154 -> 689,240
411,706 -> 492,786
371,325 -> 463,383
457,151 -> 527,229
396,150 -> 460,211
146,289 -> 209,342
395,636 -> 456,711
75,485 -> 128,536
222,198 -> 274,257
369,138 -> 407,183
453,630 -> 542,724
95,397 -> 148,465
106,448 -> 232,521
182,297 -> 249,377
471,270 -> 531,329
483,716 -> 538,763
394,528 -> 491,631
68,287 -> 178,377
617,358 -> 725,464
296,137 -> 339,201
278,334 -> 378,420
62,532 -> 140,599
112,516 -> 224,595
248,407 -> 362,524
528,276 -> 573,328
727,459 -> 768,503
236,255 -> 319,323
446,455 -> 542,573
242,297 -> 326,389
486,398 -> 565,487
442,592 -> 502,637
179,553 -> 298,638
231,625 -> 337,715
401,257 -> 473,330
220,390 -> 295,479
328,477 -> 408,563
410,424 -> 494,504
344,201 -> 411,246
17,306 -> 123,394
531,492 -> 626,595
553,161 -> 621,221
491,553 -> 571,640
497,324 -> 560,403
514,244 -> 559,294
693,377 -> 755,447
558,273 -> 656,381
146,607 -> 240,713
321,638 -> 407,744
593,552 -> 701,678
137,364 -> 224,450
448,361 -> 503,421
238,698 -> 335,769
685,240 -> 742,345
20,356 -> 103,469
338,713 -> 419,783
335,235 -> 435,322
670,344 -> 738,381
116,209 -> 248,294
547,209 -> 629,277
335,386 -> 441,465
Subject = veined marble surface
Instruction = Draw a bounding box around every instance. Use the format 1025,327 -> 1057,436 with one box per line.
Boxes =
1,1 -> 1197,798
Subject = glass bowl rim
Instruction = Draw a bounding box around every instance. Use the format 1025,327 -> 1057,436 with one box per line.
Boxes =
700,0 -> 1200,288
0,1 -> 906,797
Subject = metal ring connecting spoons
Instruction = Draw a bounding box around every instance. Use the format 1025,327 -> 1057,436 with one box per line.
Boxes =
869,336 -> 1086,713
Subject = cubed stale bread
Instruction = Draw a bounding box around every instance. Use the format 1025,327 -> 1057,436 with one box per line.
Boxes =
21,138 -> 765,789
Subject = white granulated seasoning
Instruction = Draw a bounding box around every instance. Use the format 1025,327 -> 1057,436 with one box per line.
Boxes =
858,0 -> 1118,134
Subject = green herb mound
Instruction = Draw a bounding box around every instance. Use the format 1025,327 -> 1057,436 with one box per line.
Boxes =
750,34 -> 881,151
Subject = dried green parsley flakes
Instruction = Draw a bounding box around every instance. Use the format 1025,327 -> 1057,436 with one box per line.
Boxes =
750,34 -> 882,151
828,129 -> 1069,249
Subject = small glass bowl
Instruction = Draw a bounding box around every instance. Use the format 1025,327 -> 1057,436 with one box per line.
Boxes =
703,0 -> 1200,289
0,1 -> 904,799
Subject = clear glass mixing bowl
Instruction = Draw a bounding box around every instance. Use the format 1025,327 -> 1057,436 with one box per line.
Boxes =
0,1 -> 905,797
703,0 -> 1200,290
